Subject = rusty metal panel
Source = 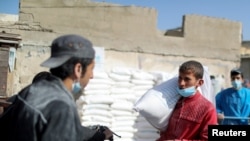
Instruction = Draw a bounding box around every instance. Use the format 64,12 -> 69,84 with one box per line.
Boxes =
0,48 -> 9,97
240,58 -> 250,80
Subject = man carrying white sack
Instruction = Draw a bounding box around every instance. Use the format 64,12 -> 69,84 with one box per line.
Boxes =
134,60 -> 218,141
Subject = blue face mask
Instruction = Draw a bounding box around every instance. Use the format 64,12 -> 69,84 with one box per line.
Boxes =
231,80 -> 242,89
72,82 -> 82,94
177,86 -> 196,97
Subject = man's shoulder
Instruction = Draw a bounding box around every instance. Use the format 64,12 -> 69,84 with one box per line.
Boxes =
240,87 -> 250,98
199,95 -> 215,107
241,87 -> 250,92
1,94 -> 48,123
18,78 -> 72,108
216,88 -> 233,96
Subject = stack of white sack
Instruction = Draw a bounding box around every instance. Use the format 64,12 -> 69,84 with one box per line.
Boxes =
111,100 -> 137,141
109,67 -> 137,102
133,115 -> 160,141
76,71 -> 114,127
76,68 -> 179,141
133,66 -> 215,132
108,67 -> 138,141
129,70 -> 160,140
131,70 -> 156,102
150,71 -> 176,85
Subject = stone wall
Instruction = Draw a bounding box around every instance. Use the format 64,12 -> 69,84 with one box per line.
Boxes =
0,0 -> 243,96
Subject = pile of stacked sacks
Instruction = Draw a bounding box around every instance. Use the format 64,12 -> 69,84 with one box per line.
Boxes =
76,67 -> 172,141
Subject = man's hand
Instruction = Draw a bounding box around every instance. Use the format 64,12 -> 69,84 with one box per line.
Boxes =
217,113 -> 224,124
217,113 -> 224,120
0,100 -> 12,108
88,125 -> 117,141
102,127 -> 113,140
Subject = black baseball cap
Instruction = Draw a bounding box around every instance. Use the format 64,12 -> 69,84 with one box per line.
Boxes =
230,68 -> 242,75
41,34 -> 95,68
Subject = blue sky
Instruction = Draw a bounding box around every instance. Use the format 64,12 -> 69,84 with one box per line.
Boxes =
0,0 -> 249,40
0,0 -> 19,14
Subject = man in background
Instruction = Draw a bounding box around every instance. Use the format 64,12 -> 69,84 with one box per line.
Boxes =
243,78 -> 250,88
216,69 -> 250,125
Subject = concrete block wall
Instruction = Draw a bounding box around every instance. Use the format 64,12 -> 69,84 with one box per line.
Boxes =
0,0 -> 243,95
183,14 -> 242,61
9,44 -> 234,95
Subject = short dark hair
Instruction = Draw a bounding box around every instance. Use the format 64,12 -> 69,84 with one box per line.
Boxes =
50,57 -> 93,80
230,68 -> 244,78
179,60 -> 204,79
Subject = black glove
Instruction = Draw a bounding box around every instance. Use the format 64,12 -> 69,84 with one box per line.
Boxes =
88,125 -> 114,141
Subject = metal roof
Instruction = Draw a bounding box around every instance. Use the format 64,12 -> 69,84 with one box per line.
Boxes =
0,31 -> 22,47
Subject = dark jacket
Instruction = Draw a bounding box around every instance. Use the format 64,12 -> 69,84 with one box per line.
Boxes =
0,76 -> 105,141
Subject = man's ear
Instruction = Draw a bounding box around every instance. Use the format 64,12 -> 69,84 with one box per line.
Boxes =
74,63 -> 82,79
198,79 -> 204,86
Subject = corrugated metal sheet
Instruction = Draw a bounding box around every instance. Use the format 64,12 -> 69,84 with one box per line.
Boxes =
0,32 -> 21,39
0,32 -> 21,98
0,32 -> 22,48
0,48 -> 8,97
